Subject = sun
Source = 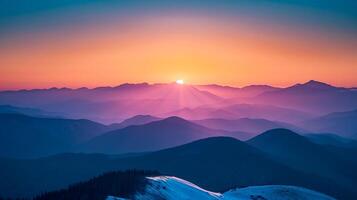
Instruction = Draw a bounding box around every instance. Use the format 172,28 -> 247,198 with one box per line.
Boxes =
176,79 -> 184,85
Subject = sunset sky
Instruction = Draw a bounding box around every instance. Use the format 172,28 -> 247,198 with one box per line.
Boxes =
1,0 -> 357,90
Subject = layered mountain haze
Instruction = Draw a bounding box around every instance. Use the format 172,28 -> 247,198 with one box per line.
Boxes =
0,83 -> 223,123
0,114 -> 245,158
0,80 -> 346,124
0,80 -> 357,199
194,84 -> 280,99
2,0 -> 357,198
80,117 -> 232,154
113,115 -> 161,129
0,105 -> 62,118
194,118 -> 304,134
164,103 -> 313,124
1,135 -> 354,199
0,80 -> 355,125
0,113 -> 115,158
255,80 -> 357,114
305,133 -> 357,149
302,109 -> 357,138
248,129 -> 357,191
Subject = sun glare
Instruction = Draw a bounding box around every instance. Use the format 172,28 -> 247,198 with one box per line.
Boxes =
176,79 -> 184,85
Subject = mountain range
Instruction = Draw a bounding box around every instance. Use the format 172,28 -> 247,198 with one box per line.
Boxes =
194,118 -> 303,133
0,105 -> 62,118
248,129 -> 357,191
254,80 -> 357,114
305,133 -> 357,149
165,103 -> 313,123
301,109 -> 357,138
80,116 -> 228,154
112,115 -> 161,129
33,171 -> 335,200
0,113 -> 116,158
1,80 -> 356,124
0,113 -> 252,158
1,129 -> 356,199
1,80 -> 357,199
1,109 -> 357,159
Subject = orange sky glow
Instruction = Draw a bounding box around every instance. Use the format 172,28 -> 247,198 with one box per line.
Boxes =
1,14 -> 357,90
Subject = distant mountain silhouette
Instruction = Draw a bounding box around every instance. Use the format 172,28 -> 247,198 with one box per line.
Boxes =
3,81 -> 353,124
305,133 -> 357,149
240,84 -> 280,96
304,133 -> 357,167
194,118 -> 304,134
0,83 -> 222,124
114,137 -> 343,195
113,115 -> 161,129
1,81 -> 355,123
163,106 -> 236,120
80,116 -> 230,154
194,84 -> 241,98
0,113 -> 113,158
194,84 -> 279,98
0,105 -> 61,118
167,104 -> 313,123
1,137 -> 352,199
255,80 -> 357,114
302,109 -> 357,138
248,129 -> 357,191
288,80 -> 340,91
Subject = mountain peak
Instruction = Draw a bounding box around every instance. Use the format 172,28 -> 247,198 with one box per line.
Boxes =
125,114 -> 159,121
248,128 -> 305,143
241,84 -> 277,90
160,116 -> 190,124
285,80 -> 338,91
157,116 -> 216,130
301,80 -> 335,89
114,82 -> 149,89
114,115 -> 161,129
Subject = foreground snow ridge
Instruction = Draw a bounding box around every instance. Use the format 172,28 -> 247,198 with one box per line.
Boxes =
107,176 -> 335,200
136,176 -> 222,200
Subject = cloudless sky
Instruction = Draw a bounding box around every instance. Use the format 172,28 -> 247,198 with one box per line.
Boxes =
1,0 -> 357,89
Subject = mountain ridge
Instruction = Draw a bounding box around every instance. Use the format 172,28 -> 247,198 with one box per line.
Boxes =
80,116 -> 229,154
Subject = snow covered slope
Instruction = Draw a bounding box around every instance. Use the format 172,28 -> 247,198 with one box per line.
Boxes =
135,176 -> 222,200
106,176 -> 335,200
223,185 -> 335,200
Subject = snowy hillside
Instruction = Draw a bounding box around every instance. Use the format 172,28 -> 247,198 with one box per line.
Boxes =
223,185 -> 335,200
107,176 -> 335,200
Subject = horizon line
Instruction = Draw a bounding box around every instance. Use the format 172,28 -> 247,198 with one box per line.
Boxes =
1,79 -> 356,92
